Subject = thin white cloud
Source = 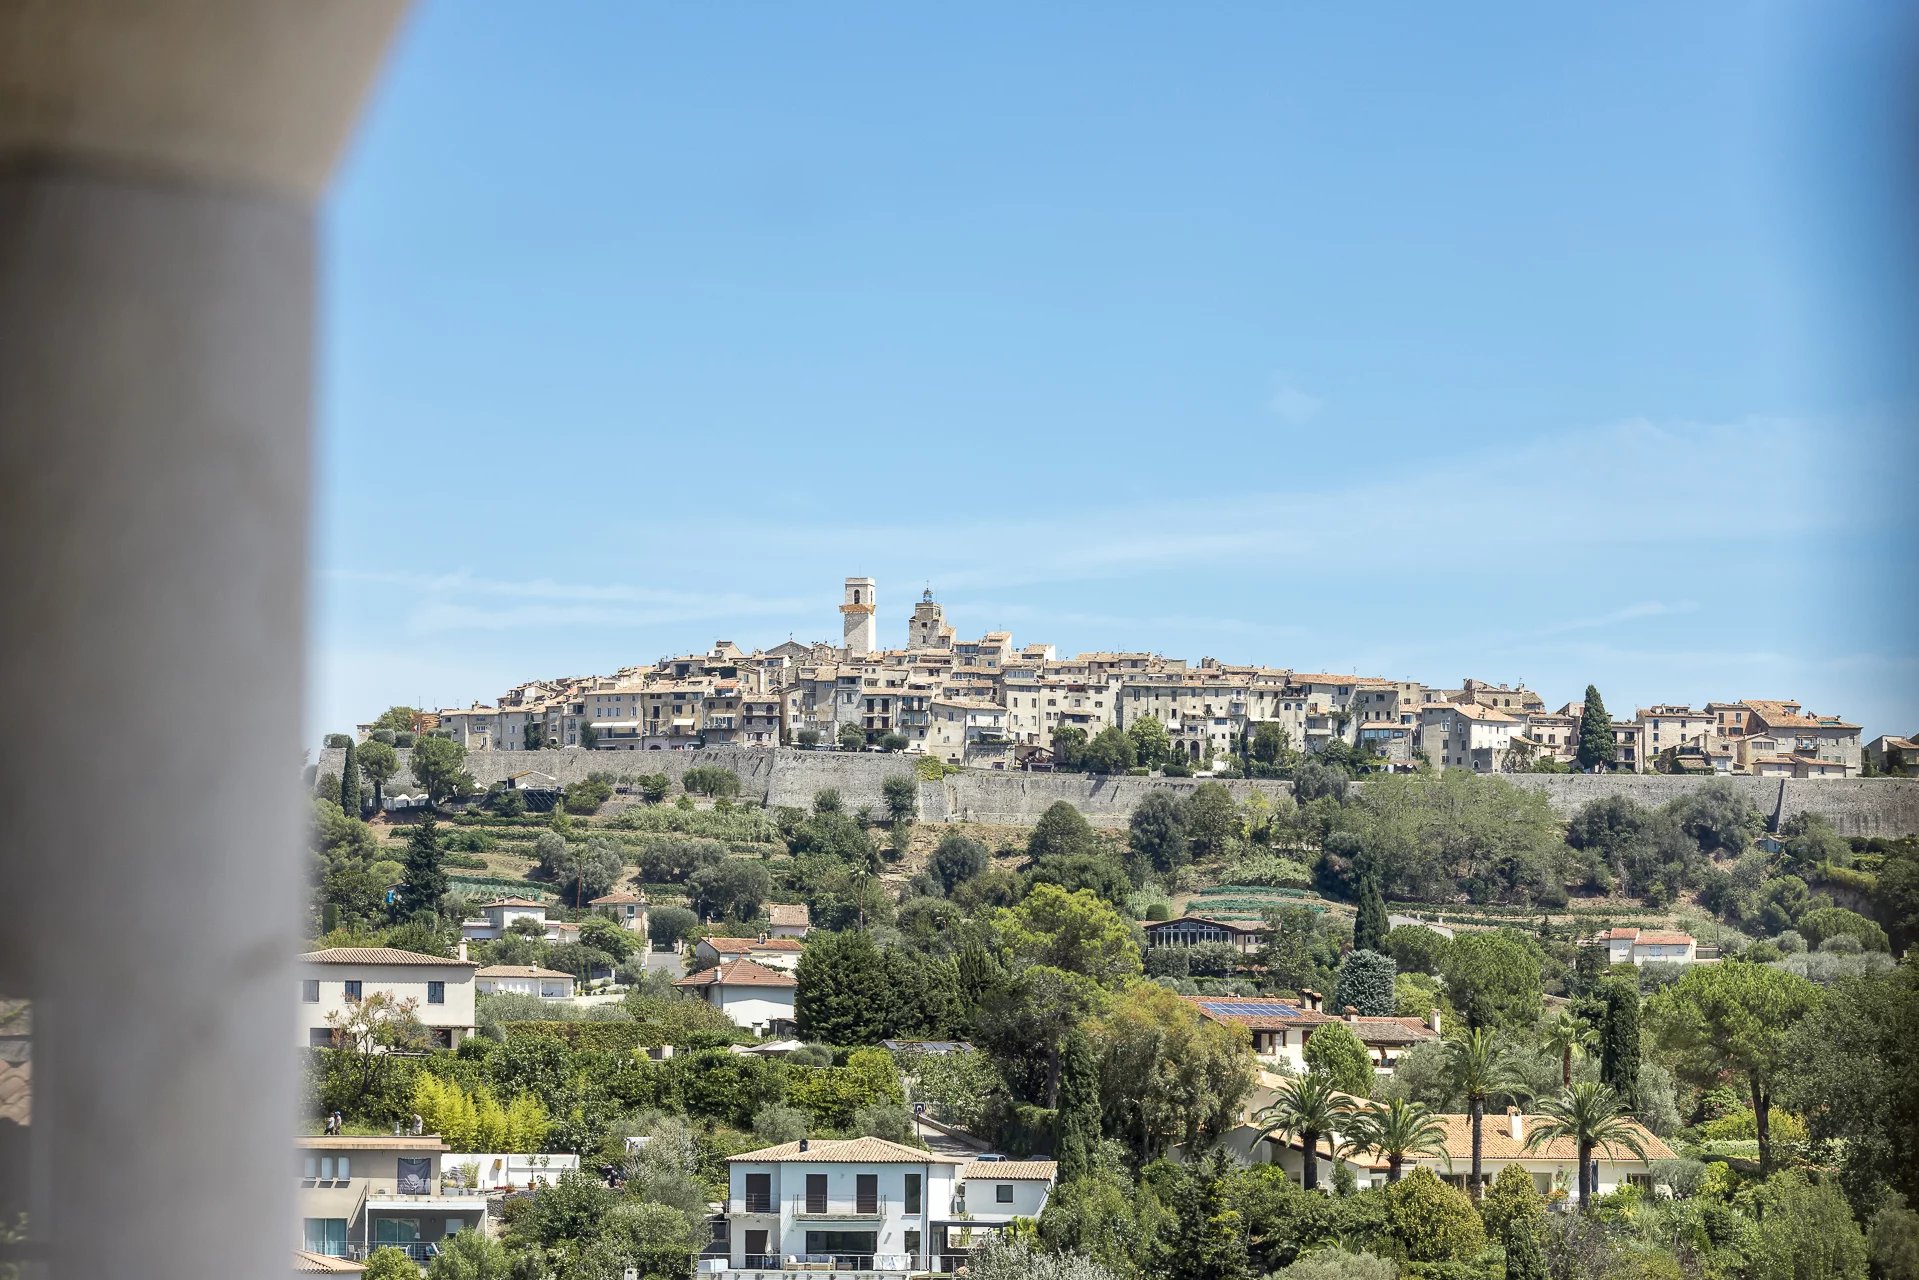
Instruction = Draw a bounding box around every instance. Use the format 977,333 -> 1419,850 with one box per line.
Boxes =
727,414 -> 1861,595
1531,600 -> 1699,638
960,600 -> 1308,640
1267,375 -> 1324,424
324,569 -> 814,634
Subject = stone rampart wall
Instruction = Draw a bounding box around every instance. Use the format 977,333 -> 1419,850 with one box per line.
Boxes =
314,747 -> 1919,836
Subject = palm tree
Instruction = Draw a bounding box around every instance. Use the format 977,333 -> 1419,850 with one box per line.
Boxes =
1524,1081 -> 1648,1209
1542,1010 -> 1598,1089
1343,1097 -> 1450,1183
1444,1027 -> 1526,1201
1253,1073 -> 1353,1193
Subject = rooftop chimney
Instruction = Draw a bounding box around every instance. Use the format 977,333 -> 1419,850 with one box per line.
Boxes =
799,1139 -> 810,1153
1427,1008 -> 1441,1035
1342,1005 -> 1358,1022
1507,1107 -> 1524,1144
457,938 -> 468,962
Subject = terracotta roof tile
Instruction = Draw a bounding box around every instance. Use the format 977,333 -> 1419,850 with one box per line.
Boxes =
302,947 -> 478,968
730,1137 -> 961,1163
295,1251 -> 366,1273
1409,1113 -> 1675,1164
675,958 -> 796,989
962,1159 -> 1058,1181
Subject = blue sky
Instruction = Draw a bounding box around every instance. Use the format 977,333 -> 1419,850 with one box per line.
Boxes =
312,1 -> 1919,742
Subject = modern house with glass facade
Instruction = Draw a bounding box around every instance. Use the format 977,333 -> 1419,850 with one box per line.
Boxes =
296,1134 -> 487,1263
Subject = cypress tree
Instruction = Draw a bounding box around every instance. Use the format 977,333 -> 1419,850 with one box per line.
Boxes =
395,815 -> 447,921
1576,685 -> 1617,772
1504,1219 -> 1549,1280
1597,976 -> 1640,1102
1055,1028 -> 1100,1183
339,737 -> 360,814
1354,855 -> 1390,953
1572,942 -> 1605,996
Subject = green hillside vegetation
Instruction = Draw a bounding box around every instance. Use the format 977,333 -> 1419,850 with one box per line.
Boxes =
303,739 -> 1919,1280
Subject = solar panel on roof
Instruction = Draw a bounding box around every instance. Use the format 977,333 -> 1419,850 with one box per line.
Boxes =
1198,1000 -> 1299,1018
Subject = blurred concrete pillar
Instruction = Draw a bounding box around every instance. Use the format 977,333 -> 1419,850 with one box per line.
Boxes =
0,4 -> 407,1277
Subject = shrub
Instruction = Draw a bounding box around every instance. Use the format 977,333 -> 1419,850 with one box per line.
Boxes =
751,1103 -> 810,1144
501,1021 -> 652,1053
1696,1108 -> 1808,1145
1479,1163 -> 1546,1243
634,835 -> 729,883
1274,1250 -> 1400,1280
647,905 -> 699,948
1797,906 -> 1888,953
682,766 -> 741,799
563,773 -> 614,815
851,1101 -> 916,1143
1302,1021 -> 1373,1097
1380,1167 -> 1485,1263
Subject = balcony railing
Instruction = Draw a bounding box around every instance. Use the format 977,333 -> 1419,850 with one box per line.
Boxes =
792,1192 -> 887,1218
347,1241 -> 440,1262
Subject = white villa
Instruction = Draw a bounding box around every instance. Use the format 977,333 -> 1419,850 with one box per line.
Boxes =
1589,927 -> 1698,965
724,1137 -> 1055,1276
1214,1080 -> 1675,1202
674,958 -> 796,1036
766,903 -> 811,938
588,888 -> 648,934
299,947 -> 477,1050
1186,995 -> 1440,1074
474,965 -> 575,999
459,897 -> 580,945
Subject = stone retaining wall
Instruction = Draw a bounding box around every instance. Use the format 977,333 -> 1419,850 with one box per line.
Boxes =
315,747 -> 1919,836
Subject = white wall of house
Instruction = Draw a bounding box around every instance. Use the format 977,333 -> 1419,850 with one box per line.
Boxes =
727,1159 -> 961,1269
710,986 -> 795,1034
440,1152 -> 579,1191
957,1172 -> 1050,1221
300,960 -> 475,1049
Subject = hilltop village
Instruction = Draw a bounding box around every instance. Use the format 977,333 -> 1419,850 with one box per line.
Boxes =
391,578 -> 1891,781
302,588 -> 1919,1280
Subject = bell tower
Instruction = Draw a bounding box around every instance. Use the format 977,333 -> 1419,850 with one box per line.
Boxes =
841,577 -> 877,655
909,586 -> 954,650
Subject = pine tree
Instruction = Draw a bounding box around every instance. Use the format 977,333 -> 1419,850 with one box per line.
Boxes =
339,738 -> 360,815
1596,976 -> 1640,1103
1055,1029 -> 1100,1183
1577,685 -> 1617,772
1354,855 -> 1390,953
395,816 -> 447,921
